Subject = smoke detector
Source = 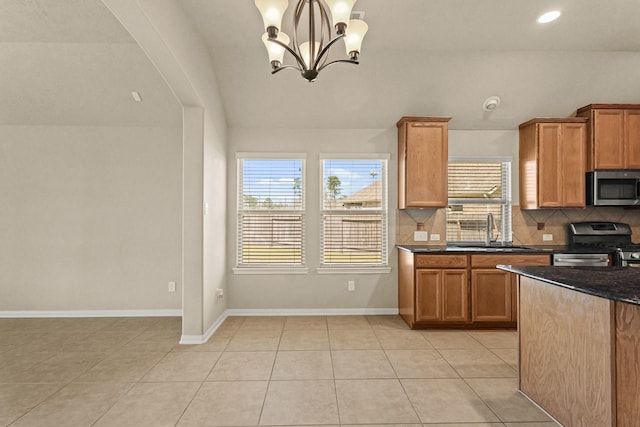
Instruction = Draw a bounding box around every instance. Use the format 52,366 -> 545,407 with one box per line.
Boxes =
483,96 -> 501,111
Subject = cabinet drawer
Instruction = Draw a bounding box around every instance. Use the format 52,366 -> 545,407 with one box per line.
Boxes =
416,254 -> 468,268
471,254 -> 551,268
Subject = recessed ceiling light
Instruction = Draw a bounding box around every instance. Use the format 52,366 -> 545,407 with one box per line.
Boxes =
131,91 -> 142,102
537,10 -> 561,24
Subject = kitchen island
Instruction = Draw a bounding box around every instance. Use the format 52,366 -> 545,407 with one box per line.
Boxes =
498,265 -> 640,427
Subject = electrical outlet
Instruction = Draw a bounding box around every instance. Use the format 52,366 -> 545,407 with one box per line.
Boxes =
542,234 -> 553,241
168,281 -> 176,292
216,288 -> 224,299
430,233 -> 441,241
348,280 -> 355,292
414,231 -> 428,241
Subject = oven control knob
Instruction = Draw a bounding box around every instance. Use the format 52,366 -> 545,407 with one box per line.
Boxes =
631,253 -> 640,259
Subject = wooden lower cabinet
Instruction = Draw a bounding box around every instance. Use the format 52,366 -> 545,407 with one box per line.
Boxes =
471,254 -> 551,325
471,269 -> 512,322
398,250 -> 551,329
416,269 -> 468,322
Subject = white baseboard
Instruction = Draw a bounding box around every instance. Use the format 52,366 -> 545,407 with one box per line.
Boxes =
0,309 -> 182,318
180,310 -> 229,345
225,308 -> 399,316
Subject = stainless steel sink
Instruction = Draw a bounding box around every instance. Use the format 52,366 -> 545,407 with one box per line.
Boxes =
445,247 -> 491,251
446,243 -> 536,252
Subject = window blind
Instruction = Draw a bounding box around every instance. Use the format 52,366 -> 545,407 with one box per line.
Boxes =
237,158 -> 305,267
446,160 -> 512,243
320,158 -> 388,266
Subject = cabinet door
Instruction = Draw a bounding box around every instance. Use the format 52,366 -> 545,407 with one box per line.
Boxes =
471,269 -> 512,322
416,270 -> 442,322
404,122 -> 448,208
625,109 -> 640,169
442,270 -> 469,322
562,122 -> 587,207
594,109 -> 625,169
537,123 -> 563,207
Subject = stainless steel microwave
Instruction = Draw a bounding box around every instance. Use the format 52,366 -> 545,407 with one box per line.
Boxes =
586,170 -> 640,206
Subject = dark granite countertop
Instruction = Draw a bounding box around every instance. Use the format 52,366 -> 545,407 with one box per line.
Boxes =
497,265 -> 640,306
396,244 -> 609,254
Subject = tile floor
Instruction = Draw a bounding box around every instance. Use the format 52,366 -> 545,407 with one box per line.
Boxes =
0,315 -> 559,427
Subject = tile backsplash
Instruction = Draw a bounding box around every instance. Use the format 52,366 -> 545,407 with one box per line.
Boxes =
396,206 -> 640,245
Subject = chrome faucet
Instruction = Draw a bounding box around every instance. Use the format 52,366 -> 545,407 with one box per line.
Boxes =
486,213 -> 495,246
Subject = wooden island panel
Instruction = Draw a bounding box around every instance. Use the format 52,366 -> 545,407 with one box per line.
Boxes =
615,302 -> 640,426
519,276 -> 615,427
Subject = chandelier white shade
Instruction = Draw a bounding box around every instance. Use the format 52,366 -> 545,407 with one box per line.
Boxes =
254,0 -> 368,82
261,32 -> 290,64
325,0 -> 356,28
255,0 -> 288,33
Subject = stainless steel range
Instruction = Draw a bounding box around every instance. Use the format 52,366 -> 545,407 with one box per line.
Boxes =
565,221 -> 640,267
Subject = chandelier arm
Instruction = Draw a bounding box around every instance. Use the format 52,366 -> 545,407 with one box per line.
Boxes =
292,0 -> 305,65
312,0 -> 332,70
312,34 -> 346,70
309,0 -> 316,67
271,65 -> 302,75
317,59 -> 359,72
267,38 -> 308,71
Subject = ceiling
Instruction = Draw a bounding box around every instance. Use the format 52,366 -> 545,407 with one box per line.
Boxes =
2,0 -> 640,130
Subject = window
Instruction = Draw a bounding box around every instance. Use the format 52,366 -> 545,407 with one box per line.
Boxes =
320,155 -> 389,267
446,159 -> 512,243
236,155 -> 305,269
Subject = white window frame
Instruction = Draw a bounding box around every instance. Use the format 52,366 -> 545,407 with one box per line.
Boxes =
317,153 -> 391,274
446,156 -> 513,244
233,153 -> 308,274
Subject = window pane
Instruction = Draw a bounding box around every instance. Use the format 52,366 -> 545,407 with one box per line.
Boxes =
322,213 -> 384,264
446,160 -> 511,243
323,160 -> 384,210
321,159 -> 388,266
446,204 -> 502,242
448,162 -> 504,200
241,159 -> 303,210
238,158 -> 304,266
239,213 -> 303,264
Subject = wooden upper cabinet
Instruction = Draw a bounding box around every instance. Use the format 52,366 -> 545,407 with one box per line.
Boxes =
626,109 -> 640,169
519,118 -> 587,209
577,104 -> 640,170
397,117 -> 451,209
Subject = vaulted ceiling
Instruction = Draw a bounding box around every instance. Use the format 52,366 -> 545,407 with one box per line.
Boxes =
2,0 -> 640,130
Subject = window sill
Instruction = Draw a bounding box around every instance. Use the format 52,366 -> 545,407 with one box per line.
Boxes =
233,267 -> 309,275
316,266 -> 392,274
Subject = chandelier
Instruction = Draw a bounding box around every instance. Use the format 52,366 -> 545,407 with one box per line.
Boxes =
254,0 -> 368,82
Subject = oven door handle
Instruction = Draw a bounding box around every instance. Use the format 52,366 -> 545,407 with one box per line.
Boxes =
554,257 -> 609,263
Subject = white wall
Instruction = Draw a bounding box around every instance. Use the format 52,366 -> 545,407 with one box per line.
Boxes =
105,0 -> 229,340
0,125 -> 182,311
227,127 -> 398,311
227,126 -> 520,311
